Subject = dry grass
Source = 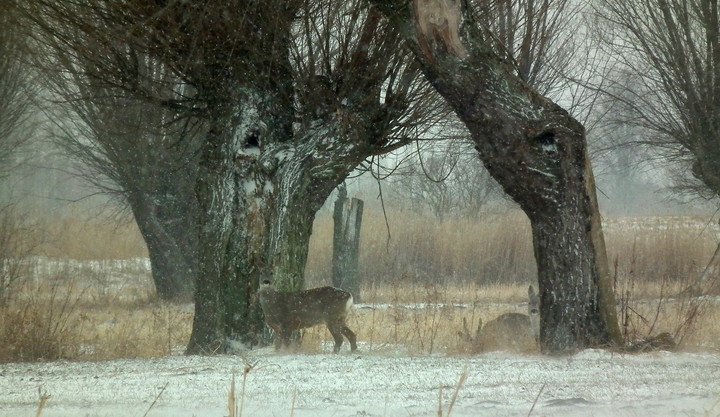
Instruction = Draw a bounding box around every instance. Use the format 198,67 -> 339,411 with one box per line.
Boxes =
306,210 -> 535,287
0,297 -> 192,362
39,214 -> 148,260
0,270 -> 192,362
308,212 -> 720,289
1,212 -> 720,361
1,279 -> 718,360
303,282 -> 720,355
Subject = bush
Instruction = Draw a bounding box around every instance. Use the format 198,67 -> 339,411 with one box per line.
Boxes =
0,204 -> 42,306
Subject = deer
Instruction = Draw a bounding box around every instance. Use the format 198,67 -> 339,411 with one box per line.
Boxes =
257,279 -> 357,353
462,285 -> 540,353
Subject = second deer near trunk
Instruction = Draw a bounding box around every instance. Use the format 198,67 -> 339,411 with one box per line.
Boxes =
257,280 -> 358,353
460,286 -> 540,353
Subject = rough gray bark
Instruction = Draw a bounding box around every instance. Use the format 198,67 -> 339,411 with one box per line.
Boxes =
186,86 -> 275,353
372,0 -> 621,353
186,96 -> 385,352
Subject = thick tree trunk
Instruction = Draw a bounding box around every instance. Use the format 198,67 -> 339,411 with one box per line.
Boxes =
530,185 -> 610,351
372,0 -> 621,353
185,90 -> 377,353
266,152 -> 323,292
185,93 -> 270,353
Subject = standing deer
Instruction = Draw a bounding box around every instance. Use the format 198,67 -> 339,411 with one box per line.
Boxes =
465,286 -> 540,353
257,279 -> 357,353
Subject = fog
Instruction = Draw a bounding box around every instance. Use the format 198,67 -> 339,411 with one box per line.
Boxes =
0,126 -> 711,228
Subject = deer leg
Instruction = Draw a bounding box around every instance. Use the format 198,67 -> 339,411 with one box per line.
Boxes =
342,325 -> 357,352
268,325 -> 283,351
279,328 -> 293,350
327,323 -> 345,353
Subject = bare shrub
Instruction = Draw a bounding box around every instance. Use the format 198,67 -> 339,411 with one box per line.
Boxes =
613,247 -> 717,351
0,277 -> 82,362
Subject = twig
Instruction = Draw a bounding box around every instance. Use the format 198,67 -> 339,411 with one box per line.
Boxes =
35,387 -> 50,417
238,359 -> 260,417
437,385 -> 443,417
445,367 -> 468,417
289,388 -> 298,417
228,371 -> 236,417
527,383 -> 546,417
141,382 -> 168,417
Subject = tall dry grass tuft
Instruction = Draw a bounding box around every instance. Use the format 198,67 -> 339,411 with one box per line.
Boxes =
0,205 -> 43,306
605,216 -> 720,350
0,276 -> 82,362
0,263 -> 192,362
604,216 -> 719,287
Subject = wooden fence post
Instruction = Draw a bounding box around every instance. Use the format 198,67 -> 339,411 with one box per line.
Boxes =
332,183 -> 364,301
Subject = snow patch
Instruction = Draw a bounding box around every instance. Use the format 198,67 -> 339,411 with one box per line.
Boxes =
1,350 -> 718,417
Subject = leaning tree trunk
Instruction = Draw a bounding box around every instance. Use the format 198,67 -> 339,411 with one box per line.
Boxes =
125,169 -> 198,302
267,134 -> 373,290
372,0 -> 621,353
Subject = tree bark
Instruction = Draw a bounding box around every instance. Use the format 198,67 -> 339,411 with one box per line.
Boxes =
123,159 -> 198,302
128,193 -> 196,301
185,88 -> 269,353
372,0 -> 621,353
185,88 -> 383,353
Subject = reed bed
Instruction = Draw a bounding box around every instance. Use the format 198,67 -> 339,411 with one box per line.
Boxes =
1,211 -> 720,361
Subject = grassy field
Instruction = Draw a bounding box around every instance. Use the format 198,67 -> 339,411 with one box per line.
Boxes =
1,211 -> 719,362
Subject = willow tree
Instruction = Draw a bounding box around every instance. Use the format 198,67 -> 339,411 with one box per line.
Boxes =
177,0 -> 444,352
371,0 -> 621,353
35,48 -> 201,301
20,0 -> 448,353
596,0 -> 720,200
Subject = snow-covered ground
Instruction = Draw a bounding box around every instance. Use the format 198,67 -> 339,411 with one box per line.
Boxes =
2,348 -> 719,417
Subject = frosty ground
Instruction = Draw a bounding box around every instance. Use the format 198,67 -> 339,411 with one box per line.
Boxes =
1,347 -> 719,417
